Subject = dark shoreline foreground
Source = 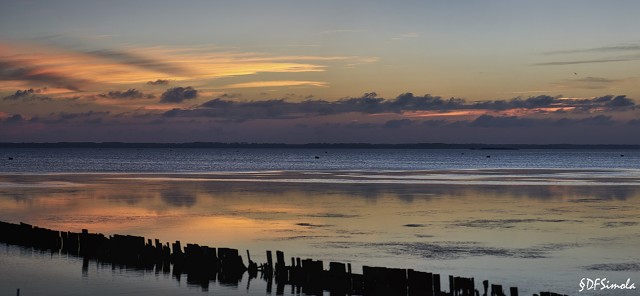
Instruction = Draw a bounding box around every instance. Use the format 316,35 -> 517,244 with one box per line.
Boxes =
2,142 -> 640,150
1,220 -> 566,296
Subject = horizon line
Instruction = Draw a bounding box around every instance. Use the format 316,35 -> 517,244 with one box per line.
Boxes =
1,142 -> 640,149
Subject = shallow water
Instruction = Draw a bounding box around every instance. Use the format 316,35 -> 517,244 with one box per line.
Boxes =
1,171 -> 639,295
1,148 -> 640,172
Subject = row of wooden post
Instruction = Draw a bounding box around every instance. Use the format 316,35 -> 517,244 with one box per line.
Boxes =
0,220 -> 567,296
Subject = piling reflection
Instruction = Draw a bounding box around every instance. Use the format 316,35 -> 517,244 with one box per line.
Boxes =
1,171 -> 639,296
1,220 -> 572,296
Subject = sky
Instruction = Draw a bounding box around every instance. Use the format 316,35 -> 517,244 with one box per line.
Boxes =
1,0 -> 640,144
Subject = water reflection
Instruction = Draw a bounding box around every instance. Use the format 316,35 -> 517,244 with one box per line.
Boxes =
1,171 -> 639,295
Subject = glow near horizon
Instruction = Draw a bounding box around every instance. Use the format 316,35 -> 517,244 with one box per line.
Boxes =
1,0 -> 640,143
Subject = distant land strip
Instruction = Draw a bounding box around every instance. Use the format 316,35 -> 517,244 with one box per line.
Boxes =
1,142 -> 640,150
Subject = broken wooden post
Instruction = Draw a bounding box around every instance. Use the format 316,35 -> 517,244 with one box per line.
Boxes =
483,280 -> 489,296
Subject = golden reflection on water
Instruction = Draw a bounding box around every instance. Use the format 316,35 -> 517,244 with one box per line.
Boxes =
1,172 -> 639,295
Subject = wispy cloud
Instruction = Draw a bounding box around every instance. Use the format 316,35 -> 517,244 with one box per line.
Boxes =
319,29 -> 361,35
0,59 -> 93,91
85,49 -> 193,76
534,57 -> 638,66
553,76 -> 625,90
0,42 -> 372,92
537,42 -> 640,66
545,43 -> 640,55
392,32 -> 420,40
223,81 -> 328,89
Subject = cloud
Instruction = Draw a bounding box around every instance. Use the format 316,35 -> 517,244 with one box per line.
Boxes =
546,44 -> 640,55
224,80 -> 328,89
0,43 -> 348,92
392,32 -> 420,40
2,114 -> 25,124
534,57 -> 637,66
29,111 -> 111,124
472,95 -> 635,112
539,42 -> 640,66
422,120 -> 449,127
0,60 -> 90,91
601,95 -> 635,108
86,49 -> 191,76
471,115 -> 538,128
344,121 -> 378,129
383,119 -> 414,128
320,29 -> 361,35
469,115 -> 617,129
160,86 -> 198,103
146,79 -> 171,86
98,88 -> 155,99
400,32 -> 419,38
553,115 -> 614,127
628,119 -> 640,126
557,77 -> 623,90
160,92 -> 636,121
2,88 -> 51,101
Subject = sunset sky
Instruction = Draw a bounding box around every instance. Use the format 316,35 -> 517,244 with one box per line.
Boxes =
1,0 -> 640,143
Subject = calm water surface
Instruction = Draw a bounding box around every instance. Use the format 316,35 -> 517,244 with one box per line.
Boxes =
1,148 -> 640,172
0,149 -> 639,295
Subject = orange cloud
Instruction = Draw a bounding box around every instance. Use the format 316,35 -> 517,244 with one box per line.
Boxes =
402,110 -> 485,118
0,43 -> 367,93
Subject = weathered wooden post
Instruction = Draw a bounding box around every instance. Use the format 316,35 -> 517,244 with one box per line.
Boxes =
483,280 -> 489,296
450,275 -> 455,296
491,284 -> 503,296
266,250 -> 273,271
509,287 -> 518,296
275,250 -> 288,284
433,274 -> 441,296
408,269 -> 433,296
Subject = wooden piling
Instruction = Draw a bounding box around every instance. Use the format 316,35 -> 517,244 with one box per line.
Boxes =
491,284 -> 503,296
483,280 -> 489,296
433,273 -> 442,296
408,269 -> 433,296
0,220 -> 568,296
265,250 -> 273,278
509,287 -> 518,296
450,275 -> 455,296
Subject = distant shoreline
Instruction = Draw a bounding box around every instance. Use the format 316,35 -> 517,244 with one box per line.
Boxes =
1,142 -> 640,149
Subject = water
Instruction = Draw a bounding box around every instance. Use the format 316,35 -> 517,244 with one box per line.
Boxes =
1,148 -> 639,172
1,148 -> 639,295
